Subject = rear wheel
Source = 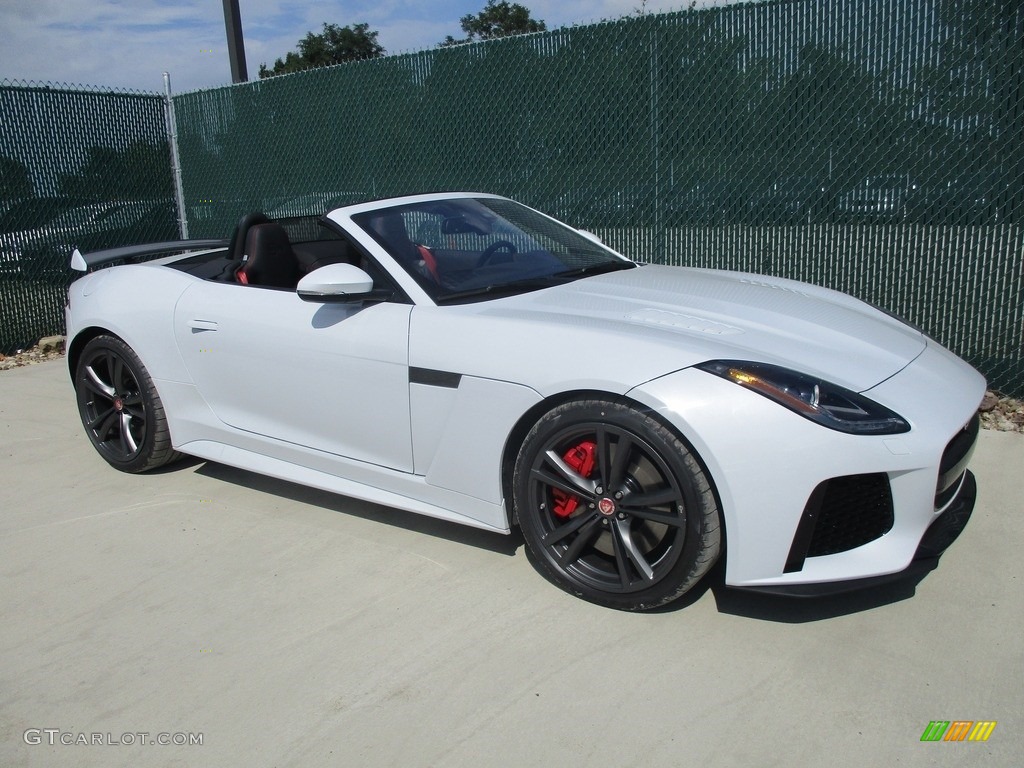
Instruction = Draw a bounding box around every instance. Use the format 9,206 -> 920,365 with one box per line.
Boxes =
513,398 -> 720,611
74,335 -> 179,473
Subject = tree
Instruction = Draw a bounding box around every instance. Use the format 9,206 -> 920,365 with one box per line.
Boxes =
259,23 -> 384,78
0,156 -> 34,201
57,142 -> 173,200
440,1 -> 546,46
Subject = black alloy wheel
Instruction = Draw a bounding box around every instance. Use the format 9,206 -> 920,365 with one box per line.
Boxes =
513,398 -> 721,611
75,335 -> 179,473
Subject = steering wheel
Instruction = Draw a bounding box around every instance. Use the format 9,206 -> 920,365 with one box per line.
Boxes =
477,240 -> 517,267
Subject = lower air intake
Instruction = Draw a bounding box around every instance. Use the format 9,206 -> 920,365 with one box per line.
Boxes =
785,473 -> 895,573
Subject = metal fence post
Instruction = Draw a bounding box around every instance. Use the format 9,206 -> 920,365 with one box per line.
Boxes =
163,72 -> 189,239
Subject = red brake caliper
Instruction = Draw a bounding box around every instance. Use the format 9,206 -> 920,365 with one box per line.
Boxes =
552,440 -> 597,518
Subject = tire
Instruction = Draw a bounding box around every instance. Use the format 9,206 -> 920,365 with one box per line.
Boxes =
512,398 -> 721,611
74,335 -> 180,473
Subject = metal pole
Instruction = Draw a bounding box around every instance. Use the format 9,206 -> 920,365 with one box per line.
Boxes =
223,0 -> 249,83
163,73 -> 189,239
650,22 -> 664,264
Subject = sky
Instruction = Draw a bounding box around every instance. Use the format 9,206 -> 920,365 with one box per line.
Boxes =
0,0 -> 720,94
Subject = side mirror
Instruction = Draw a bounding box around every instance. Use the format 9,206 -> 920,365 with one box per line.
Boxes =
297,263 -> 380,302
577,229 -> 603,245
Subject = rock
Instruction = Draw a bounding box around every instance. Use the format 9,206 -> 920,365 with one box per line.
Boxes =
37,335 -> 65,353
979,391 -> 999,412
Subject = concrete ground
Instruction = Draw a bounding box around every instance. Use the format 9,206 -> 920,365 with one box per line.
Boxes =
1,359 -> 1021,768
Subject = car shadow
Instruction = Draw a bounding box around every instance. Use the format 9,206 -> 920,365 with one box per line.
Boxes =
190,459 -> 522,557
144,455 -> 205,474
171,459 -> 938,621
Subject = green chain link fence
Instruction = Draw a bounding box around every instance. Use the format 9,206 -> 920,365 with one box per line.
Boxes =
2,0 -> 1022,394
0,81 -> 178,352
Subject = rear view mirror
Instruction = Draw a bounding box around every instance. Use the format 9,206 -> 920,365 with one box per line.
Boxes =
441,215 -> 492,236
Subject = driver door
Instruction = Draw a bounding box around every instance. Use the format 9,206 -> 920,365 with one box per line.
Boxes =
173,281 -> 413,472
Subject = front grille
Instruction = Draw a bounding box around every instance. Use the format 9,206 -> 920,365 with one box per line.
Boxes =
935,414 -> 980,509
785,473 -> 895,573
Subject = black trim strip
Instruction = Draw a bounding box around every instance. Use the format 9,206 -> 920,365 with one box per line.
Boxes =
920,471 -> 977,558
74,239 -> 230,271
784,481 -> 827,573
936,413 -> 980,497
409,367 -> 462,389
734,557 -> 940,598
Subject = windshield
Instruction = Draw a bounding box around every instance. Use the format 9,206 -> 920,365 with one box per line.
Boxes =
352,197 -> 634,303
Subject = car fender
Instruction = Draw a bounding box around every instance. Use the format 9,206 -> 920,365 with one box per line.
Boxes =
415,374 -> 542,505
66,264 -> 197,385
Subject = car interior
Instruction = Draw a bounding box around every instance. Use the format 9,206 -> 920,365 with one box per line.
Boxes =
167,211 -> 379,292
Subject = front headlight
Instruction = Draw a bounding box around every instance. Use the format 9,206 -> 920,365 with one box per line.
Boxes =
696,360 -> 910,435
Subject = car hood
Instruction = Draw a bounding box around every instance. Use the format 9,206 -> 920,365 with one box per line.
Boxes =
412,265 -> 927,395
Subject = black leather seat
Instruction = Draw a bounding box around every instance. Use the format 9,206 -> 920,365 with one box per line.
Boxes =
366,213 -> 439,283
218,211 -> 269,282
236,223 -> 300,288
229,212 -> 269,262
293,239 -> 358,274
367,213 -> 421,263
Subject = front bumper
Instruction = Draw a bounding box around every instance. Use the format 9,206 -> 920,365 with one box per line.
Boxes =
781,414 -> 979,575
734,470 -> 976,597
629,339 -> 986,590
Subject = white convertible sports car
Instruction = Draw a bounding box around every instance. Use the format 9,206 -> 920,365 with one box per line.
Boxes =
66,192 -> 985,610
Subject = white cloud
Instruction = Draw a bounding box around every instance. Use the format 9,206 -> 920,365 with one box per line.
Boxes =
1,0 -> 229,91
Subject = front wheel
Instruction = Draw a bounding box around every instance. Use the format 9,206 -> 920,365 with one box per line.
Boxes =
74,335 -> 180,473
513,399 -> 721,611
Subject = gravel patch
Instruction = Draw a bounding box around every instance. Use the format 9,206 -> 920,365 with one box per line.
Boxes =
0,337 -> 66,371
979,390 -> 1024,433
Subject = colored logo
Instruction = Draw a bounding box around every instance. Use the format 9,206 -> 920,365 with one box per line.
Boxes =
920,721 -> 996,742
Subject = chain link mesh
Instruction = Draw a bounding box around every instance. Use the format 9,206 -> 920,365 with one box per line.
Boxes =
0,81 -> 178,352
2,0 -> 1022,394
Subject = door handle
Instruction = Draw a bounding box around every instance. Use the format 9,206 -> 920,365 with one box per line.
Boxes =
189,319 -> 219,333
